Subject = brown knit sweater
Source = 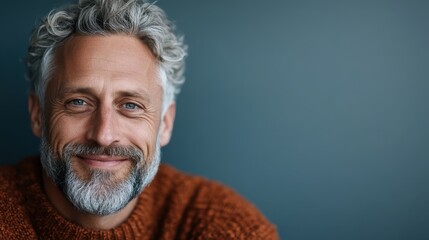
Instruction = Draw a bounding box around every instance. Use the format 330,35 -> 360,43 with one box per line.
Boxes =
0,157 -> 279,239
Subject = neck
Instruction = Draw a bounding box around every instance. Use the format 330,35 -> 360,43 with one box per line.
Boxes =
42,171 -> 137,230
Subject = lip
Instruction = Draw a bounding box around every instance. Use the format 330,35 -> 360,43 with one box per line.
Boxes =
77,155 -> 128,169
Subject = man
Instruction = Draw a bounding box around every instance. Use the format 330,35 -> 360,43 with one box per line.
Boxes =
0,0 -> 279,239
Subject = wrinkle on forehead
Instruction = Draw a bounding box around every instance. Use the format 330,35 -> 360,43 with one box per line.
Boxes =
56,34 -> 160,83
47,34 -> 163,105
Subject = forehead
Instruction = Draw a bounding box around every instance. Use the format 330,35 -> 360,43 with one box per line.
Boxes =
50,34 -> 161,97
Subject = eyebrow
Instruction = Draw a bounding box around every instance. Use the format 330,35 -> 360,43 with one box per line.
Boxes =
115,90 -> 152,103
60,87 -> 95,95
60,87 -> 152,103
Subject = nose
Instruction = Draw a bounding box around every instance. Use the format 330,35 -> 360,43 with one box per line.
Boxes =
85,105 -> 121,147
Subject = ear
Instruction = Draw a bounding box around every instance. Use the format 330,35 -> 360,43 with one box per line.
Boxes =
159,102 -> 176,147
28,93 -> 42,138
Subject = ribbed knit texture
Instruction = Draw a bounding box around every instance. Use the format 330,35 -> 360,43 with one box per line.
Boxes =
0,157 -> 279,239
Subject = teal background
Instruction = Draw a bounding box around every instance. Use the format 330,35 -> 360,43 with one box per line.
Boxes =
2,0 -> 429,239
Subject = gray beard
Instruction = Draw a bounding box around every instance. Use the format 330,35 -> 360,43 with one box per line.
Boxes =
40,136 -> 161,216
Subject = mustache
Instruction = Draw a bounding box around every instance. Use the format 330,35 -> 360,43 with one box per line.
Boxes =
62,143 -> 143,163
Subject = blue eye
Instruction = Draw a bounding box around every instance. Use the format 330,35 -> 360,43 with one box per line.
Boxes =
124,103 -> 138,109
70,99 -> 85,105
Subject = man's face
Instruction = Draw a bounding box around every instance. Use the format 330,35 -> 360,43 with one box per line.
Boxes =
28,35 -> 175,215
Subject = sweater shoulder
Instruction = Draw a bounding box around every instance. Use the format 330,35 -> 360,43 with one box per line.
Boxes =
0,164 -> 20,198
0,157 -> 40,194
0,157 -> 39,239
154,164 -> 279,239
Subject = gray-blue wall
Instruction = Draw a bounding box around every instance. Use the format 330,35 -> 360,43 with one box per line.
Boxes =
2,1 -> 429,239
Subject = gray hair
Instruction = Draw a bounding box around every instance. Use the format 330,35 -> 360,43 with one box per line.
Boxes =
27,0 -> 187,112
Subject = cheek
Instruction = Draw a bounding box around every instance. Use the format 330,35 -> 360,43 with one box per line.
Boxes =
46,113 -> 89,154
121,119 -> 160,157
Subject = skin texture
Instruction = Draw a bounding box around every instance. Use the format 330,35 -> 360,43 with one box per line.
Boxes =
28,34 -> 176,229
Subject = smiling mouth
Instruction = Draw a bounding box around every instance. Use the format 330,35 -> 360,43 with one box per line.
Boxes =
77,155 -> 128,169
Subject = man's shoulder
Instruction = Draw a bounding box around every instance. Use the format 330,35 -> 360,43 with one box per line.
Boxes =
150,164 -> 279,239
0,163 -> 21,196
0,165 -> 18,219
0,156 -> 40,201
154,164 -> 246,205
0,157 -> 40,239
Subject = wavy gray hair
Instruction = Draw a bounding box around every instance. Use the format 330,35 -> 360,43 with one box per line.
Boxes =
27,0 -> 187,112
